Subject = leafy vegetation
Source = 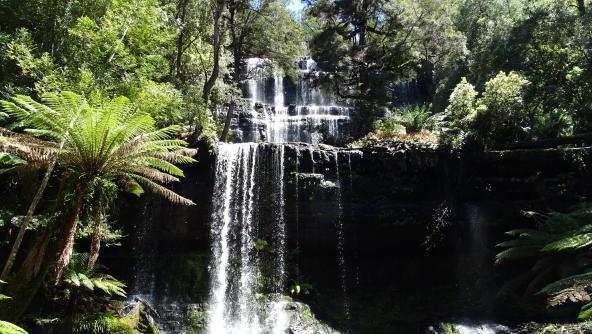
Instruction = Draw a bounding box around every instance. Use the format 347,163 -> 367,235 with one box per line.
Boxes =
306,0 -> 592,148
0,0 -> 590,331
497,205 -> 592,319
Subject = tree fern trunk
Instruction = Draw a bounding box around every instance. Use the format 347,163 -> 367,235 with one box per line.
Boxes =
2,111 -> 78,281
53,182 -> 85,283
87,220 -> 101,270
1,160 -> 56,281
0,226 -> 53,321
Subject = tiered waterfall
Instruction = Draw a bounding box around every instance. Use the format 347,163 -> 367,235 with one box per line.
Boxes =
205,58 -> 354,333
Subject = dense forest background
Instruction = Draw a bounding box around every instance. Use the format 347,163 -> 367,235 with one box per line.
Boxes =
0,0 -> 589,147
0,0 -> 591,333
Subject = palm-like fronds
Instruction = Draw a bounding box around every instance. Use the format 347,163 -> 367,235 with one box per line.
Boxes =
0,92 -> 87,140
0,91 -> 196,282
497,205 -> 592,319
60,104 -> 196,205
1,92 -> 196,205
0,321 -> 28,334
63,253 -> 126,298
0,128 -> 59,163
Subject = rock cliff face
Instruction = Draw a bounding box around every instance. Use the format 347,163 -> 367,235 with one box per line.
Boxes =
107,143 -> 592,333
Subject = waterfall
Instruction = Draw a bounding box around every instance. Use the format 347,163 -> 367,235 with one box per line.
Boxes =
246,58 -> 268,108
239,57 -> 352,144
206,143 -> 288,334
273,145 -> 287,290
334,151 -> 350,322
206,57 -> 355,334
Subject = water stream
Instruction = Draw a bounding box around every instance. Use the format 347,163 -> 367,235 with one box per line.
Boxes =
240,58 -> 352,144
205,57 -> 356,333
207,143 -> 287,333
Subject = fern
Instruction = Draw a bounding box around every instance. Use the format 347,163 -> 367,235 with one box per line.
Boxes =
72,313 -> 136,334
0,320 -> 28,334
63,253 -> 127,297
0,92 -> 197,207
498,204 -> 592,319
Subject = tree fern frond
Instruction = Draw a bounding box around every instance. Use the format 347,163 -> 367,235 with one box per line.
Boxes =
538,271 -> 592,295
543,231 -> 592,252
131,166 -> 180,184
0,320 -> 28,334
142,157 -> 185,177
548,285 -> 591,308
495,246 -> 541,263
579,301 -> 592,320
132,175 -> 194,205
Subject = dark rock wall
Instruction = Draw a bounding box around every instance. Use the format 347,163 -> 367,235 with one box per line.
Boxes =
106,145 -> 592,333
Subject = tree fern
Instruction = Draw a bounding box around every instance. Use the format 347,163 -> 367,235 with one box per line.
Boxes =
63,253 -> 127,298
0,321 -> 28,334
0,91 -> 196,283
498,204 -> 592,318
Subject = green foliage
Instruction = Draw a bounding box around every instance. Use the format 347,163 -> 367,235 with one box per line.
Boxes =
497,204 -> 592,319
255,239 -> 270,252
72,313 -> 137,334
472,71 -> 530,146
1,91 -> 197,205
436,72 -> 530,148
289,281 -> 313,296
131,81 -> 183,128
307,0 -> 466,134
0,153 -> 27,172
63,253 -> 126,298
373,119 -> 407,138
443,78 -> 478,131
185,304 -> 206,334
238,0 -> 305,74
0,320 -> 28,334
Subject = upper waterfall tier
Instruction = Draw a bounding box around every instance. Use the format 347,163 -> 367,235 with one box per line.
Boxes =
232,57 -> 353,145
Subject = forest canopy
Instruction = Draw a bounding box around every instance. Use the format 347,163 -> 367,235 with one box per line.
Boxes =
0,0 -> 591,333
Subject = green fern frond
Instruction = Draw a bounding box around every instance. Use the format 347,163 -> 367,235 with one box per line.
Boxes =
495,246 -> 541,263
579,301 -> 592,320
538,271 -> 592,295
0,320 -> 28,334
543,231 -> 592,252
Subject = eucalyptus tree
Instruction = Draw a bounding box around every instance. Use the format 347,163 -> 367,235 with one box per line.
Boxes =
0,92 -> 195,320
225,0 -> 304,84
306,0 -> 465,135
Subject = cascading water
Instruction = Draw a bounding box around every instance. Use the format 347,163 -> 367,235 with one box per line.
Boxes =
206,143 -> 288,334
334,152 -> 350,321
238,57 -> 352,144
207,57 -> 354,334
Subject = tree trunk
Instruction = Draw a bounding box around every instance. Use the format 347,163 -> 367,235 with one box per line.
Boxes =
87,208 -> 103,270
0,182 -> 85,321
17,228 -> 52,281
220,103 -> 235,142
108,1 -> 139,63
53,182 -> 85,283
577,0 -> 586,16
2,100 -> 79,280
0,162 -> 56,281
174,0 -> 190,88
202,0 -> 225,105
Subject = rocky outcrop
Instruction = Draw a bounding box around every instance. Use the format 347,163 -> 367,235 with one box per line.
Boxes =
108,143 -> 592,334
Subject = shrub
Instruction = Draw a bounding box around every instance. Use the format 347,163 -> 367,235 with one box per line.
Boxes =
473,71 -> 530,147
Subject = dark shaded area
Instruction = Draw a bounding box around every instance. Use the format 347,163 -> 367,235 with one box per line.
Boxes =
106,144 -> 592,333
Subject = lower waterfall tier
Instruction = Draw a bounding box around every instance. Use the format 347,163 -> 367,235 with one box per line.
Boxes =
106,142 -> 592,333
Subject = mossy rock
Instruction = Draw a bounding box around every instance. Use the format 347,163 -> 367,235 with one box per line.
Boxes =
71,313 -> 139,334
